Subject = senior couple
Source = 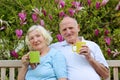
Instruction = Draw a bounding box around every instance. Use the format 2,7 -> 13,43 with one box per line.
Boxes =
18,16 -> 109,80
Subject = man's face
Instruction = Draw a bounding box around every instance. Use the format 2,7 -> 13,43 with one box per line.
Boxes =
60,18 -> 80,44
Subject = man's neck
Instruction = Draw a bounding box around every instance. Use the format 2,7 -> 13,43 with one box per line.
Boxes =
68,37 -> 82,45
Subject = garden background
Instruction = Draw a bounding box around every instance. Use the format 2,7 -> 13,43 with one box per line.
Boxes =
0,0 -> 120,60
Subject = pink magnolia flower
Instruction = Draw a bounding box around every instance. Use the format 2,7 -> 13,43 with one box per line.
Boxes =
59,0 -> 65,8
115,1 -> 120,10
69,8 -> 75,16
71,1 -> 83,12
32,13 -> 38,23
42,9 -> 47,16
75,6 -> 84,12
40,19 -> 45,27
59,11 -> 65,18
0,26 -> 6,31
48,14 -> 53,20
104,29 -> 109,36
87,0 -> 91,6
111,49 -> 120,58
104,37 -> 111,45
96,2 -> 101,9
15,29 -> 23,39
10,50 -> 18,58
0,19 -> 8,31
94,29 -> 99,36
18,11 -> 27,25
101,0 -> 109,6
71,1 -> 81,8
32,8 -> 41,14
107,48 -> 111,56
56,34 -> 64,42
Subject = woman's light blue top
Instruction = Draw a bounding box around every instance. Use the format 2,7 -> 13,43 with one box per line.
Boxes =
25,48 -> 67,80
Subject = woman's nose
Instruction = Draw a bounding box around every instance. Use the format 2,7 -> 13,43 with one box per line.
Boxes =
33,37 -> 38,42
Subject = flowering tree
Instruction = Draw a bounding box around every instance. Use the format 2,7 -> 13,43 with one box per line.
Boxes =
0,0 -> 120,60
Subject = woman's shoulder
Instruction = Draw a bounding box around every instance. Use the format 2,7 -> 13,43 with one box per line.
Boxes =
49,48 -> 64,57
50,41 -> 66,48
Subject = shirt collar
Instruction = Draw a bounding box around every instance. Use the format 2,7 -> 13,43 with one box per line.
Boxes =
61,36 -> 85,46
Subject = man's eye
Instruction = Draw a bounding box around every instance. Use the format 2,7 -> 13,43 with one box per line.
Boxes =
36,34 -> 41,37
63,29 -> 66,31
69,27 -> 73,29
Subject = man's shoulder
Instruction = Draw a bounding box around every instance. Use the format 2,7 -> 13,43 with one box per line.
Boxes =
85,39 -> 97,45
85,40 -> 100,49
81,36 -> 97,45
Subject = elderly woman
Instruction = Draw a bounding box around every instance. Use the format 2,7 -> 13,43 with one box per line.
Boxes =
17,25 -> 67,80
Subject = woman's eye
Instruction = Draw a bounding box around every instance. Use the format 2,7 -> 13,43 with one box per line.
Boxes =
29,37 -> 33,41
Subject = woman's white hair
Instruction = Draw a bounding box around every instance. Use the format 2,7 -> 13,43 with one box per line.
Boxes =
25,25 -> 53,50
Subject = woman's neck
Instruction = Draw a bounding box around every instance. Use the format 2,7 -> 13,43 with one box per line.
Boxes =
40,46 -> 50,57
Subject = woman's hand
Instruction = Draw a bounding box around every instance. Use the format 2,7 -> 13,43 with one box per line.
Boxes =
22,52 -> 38,69
21,53 -> 30,67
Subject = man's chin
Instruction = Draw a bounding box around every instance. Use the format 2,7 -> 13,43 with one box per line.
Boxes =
66,39 -> 74,44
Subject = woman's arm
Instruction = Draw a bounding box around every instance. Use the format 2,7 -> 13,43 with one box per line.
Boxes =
52,51 -> 68,80
17,53 -> 29,80
17,65 -> 28,80
58,78 -> 67,80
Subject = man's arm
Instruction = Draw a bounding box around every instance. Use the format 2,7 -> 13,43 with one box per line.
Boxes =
80,45 -> 109,79
87,56 -> 109,79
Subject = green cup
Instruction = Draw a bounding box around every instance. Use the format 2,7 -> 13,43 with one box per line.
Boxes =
29,51 -> 40,64
72,42 -> 86,53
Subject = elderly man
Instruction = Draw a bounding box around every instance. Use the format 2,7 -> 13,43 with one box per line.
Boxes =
51,16 -> 109,80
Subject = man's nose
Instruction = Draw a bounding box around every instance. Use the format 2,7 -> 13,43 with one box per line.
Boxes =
66,29 -> 71,34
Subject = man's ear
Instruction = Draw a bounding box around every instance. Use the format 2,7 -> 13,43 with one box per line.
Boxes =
59,28 -> 62,34
77,24 -> 80,32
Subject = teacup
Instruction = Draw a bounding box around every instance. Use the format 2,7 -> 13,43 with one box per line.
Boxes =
29,51 -> 40,64
72,42 -> 86,53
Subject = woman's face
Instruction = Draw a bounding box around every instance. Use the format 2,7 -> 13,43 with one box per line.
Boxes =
28,30 -> 47,51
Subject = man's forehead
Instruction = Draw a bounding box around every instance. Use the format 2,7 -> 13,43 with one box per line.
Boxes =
61,22 -> 75,27
60,19 -> 76,26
